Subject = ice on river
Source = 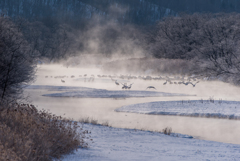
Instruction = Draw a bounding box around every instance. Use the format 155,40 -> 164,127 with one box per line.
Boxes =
27,85 -> 192,98
116,100 -> 240,119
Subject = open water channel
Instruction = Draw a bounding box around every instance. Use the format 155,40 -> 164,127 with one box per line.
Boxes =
24,65 -> 240,144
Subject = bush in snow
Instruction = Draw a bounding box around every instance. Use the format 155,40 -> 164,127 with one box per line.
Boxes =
0,103 -> 90,161
162,127 -> 172,135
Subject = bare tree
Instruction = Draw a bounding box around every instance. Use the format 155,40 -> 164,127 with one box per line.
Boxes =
148,13 -> 206,59
0,16 -> 36,101
14,18 -> 78,62
194,13 -> 240,83
148,13 -> 240,84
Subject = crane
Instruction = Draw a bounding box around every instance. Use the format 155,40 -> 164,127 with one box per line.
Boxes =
121,83 -> 128,89
115,80 -> 120,85
146,86 -> 156,90
163,80 -> 167,85
127,83 -> 134,89
189,81 -> 199,87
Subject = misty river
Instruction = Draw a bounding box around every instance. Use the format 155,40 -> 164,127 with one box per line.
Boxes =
24,65 -> 240,145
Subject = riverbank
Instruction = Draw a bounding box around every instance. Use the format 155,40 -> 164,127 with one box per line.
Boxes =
62,123 -> 240,161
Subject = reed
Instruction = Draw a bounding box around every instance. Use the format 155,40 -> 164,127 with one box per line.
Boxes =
0,103 -> 90,161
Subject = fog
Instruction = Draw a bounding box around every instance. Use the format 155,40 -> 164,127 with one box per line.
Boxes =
24,64 -> 240,145
25,4 -> 240,146
67,12 -> 146,61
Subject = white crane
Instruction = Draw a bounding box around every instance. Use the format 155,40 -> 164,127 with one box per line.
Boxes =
182,81 -> 191,85
110,77 -> 115,82
146,86 -> 156,90
88,77 -> 92,82
163,80 -> 167,85
115,80 -> 120,85
121,83 -> 128,89
189,81 -> 199,87
127,83 -> 134,89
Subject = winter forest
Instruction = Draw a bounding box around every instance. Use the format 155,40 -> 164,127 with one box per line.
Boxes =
1,0 -> 240,161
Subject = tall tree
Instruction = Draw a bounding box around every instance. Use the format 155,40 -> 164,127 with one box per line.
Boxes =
0,16 -> 36,101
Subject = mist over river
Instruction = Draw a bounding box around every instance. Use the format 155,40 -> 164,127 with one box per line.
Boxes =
24,64 -> 240,144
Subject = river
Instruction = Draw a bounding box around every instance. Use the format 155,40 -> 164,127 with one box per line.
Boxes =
24,64 -> 240,144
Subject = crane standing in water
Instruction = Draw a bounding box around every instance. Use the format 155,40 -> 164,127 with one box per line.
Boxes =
127,83 -> 134,89
163,80 -> 167,85
115,80 -> 120,85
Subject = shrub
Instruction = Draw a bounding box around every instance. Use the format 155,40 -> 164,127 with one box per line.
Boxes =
0,103 -> 90,161
79,117 -> 98,125
79,117 -> 110,127
162,127 -> 172,135
209,96 -> 214,103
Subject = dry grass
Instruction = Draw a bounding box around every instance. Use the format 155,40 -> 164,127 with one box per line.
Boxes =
101,121 -> 109,127
0,102 -> 90,161
162,127 -> 172,135
79,117 -> 98,125
79,117 -> 110,127
209,96 -> 214,103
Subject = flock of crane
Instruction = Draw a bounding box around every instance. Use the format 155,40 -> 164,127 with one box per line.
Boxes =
162,79 -> 199,87
114,80 -> 134,89
111,75 -> 200,89
45,74 -> 200,89
45,74 -> 95,83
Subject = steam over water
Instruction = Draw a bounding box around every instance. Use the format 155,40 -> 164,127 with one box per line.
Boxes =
25,64 -> 240,144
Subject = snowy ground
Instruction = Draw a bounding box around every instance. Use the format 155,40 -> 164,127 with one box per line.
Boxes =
62,123 -> 240,161
115,100 -> 240,120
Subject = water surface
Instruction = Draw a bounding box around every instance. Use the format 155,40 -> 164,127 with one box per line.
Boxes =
25,65 -> 240,144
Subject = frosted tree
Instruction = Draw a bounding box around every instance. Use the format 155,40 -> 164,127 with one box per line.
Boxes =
195,13 -> 240,83
0,16 -> 36,101
148,13 -> 240,84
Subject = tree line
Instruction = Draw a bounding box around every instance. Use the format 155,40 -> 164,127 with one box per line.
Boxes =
147,13 -> 240,84
0,0 -> 176,26
2,0 -> 240,26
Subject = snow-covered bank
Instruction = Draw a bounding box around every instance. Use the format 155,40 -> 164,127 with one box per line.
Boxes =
62,123 -> 240,161
27,85 -> 192,98
116,100 -> 240,119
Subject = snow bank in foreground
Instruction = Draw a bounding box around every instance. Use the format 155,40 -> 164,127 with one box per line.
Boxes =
116,100 -> 240,119
27,85 -> 191,98
62,123 -> 240,161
